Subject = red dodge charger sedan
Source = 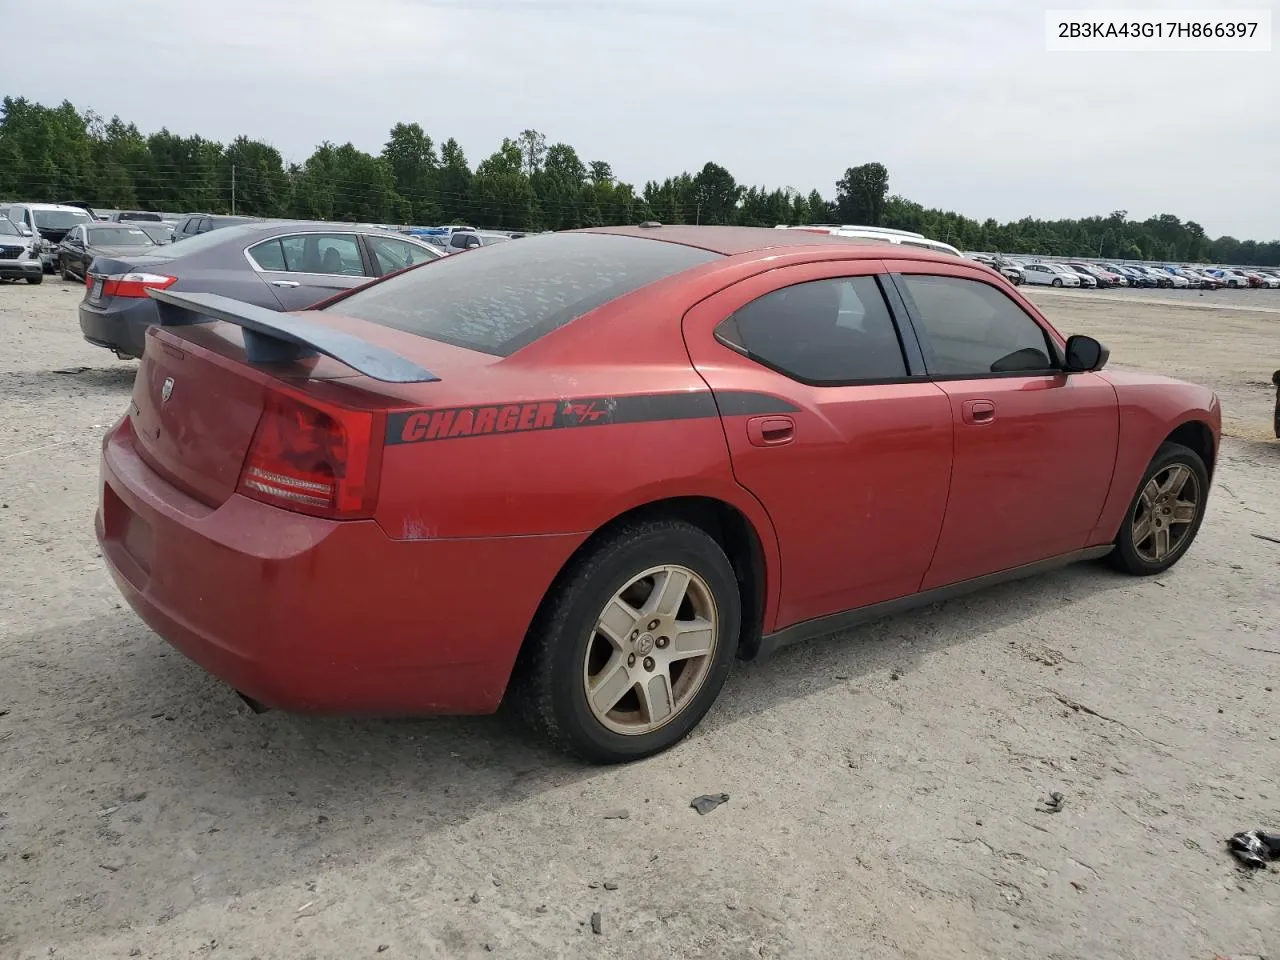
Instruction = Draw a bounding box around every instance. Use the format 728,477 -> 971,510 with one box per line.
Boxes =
97,225 -> 1220,763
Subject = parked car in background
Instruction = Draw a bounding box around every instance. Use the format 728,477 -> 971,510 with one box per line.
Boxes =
1254,269 -> 1280,288
1060,264 -> 1098,288
79,220 -> 444,360
1099,264 -> 1149,288
0,202 -> 95,272
0,214 -> 44,284
1207,269 -> 1251,289
136,222 -> 176,245
968,254 -> 1024,285
109,210 -> 164,224
1239,270 -> 1276,289
1022,262 -> 1081,287
59,201 -> 107,220
172,213 -> 263,243
1187,268 -> 1223,289
56,222 -> 157,282
1067,263 -> 1121,288
93,226 -> 1221,763
442,230 -> 513,254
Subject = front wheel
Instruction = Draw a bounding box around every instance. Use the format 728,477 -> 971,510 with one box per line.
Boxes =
1108,442 -> 1209,576
26,273 -> 42,285
1052,278 -> 1063,287
514,519 -> 741,763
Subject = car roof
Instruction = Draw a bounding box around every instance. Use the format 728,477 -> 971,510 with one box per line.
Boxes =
10,202 -> 90,212
577,224 -> 949,260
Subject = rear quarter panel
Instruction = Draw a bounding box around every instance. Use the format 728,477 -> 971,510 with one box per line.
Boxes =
368,265 -> 782,548
1088,370 -> 1220,544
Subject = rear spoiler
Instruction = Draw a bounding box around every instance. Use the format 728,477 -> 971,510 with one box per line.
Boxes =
147,289 -> 439,384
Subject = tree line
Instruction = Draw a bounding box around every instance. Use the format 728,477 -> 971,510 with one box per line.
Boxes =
1,97 -> 1275,266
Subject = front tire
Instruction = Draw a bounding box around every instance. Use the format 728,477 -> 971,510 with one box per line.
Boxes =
1108,442 -> 1209,576
1052,278 -> 1063,287
514,519 -> 741,764
26,273 -> 42,285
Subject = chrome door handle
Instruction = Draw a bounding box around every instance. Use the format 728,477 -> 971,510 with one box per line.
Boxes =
271,280 -> 300,288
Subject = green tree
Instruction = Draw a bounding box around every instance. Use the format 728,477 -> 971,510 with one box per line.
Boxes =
835,162 -> 889,226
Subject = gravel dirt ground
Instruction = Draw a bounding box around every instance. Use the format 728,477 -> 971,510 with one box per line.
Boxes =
1,278 -> 1278,960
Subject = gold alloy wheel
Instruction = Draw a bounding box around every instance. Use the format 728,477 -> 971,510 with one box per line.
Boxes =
1132,463 -> 1200,563
583,564 -> 718,736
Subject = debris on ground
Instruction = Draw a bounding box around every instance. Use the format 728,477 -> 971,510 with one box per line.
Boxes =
590,911 -> 603,935
1037,791 -> 1066,814
52,366 -> 90,375
691,793 -> 730,815
1250,533 -> 1280,545
603,880 -> 618,891
602,809 -> 630,820
1227,829 -> 1280,869
469,891 -> 482,903
377,945 -> 389,953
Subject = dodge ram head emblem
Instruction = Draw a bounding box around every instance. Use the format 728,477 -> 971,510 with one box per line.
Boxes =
161,377 -> 174,403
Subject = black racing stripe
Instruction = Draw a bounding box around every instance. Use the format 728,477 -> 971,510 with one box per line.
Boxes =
384,390 -> 795,446
714,390 -> 801,416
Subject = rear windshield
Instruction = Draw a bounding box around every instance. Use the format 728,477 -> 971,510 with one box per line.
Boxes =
328,232 -> 723,356
89,226 -> 155,246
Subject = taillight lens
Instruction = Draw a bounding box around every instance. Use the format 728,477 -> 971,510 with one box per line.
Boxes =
237,392 -> 383,520
100,272 -> 177,298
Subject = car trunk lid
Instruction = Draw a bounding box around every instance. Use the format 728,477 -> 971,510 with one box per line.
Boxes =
126,291 -> 489,508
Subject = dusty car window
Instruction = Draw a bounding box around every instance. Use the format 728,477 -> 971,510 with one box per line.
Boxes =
330,232 -> 721,356
897,274 -> 1054,376
716,276 -> 907,384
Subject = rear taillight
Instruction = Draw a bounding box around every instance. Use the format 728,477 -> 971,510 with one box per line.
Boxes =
100,272 -> 177,298
237,392 -> 383,520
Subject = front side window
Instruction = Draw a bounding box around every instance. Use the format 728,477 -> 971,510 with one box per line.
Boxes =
896,274 -> 1055,376
715,276 -> 907,384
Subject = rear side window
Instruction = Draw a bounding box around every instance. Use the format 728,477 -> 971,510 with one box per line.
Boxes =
896,274 -> 1054,377
248,238 -> 287,271
329,232 -> 722,356
716,276 -> 907,384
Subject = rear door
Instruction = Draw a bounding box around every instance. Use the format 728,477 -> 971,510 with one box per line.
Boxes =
886,262 -> 1119,588
682,259 -> 953,631
245,232 -> 374,309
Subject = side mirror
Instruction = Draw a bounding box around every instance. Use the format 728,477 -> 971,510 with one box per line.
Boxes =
1064,334 -> 1108,372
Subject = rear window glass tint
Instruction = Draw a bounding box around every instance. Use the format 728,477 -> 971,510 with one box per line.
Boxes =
328,232 -> 722,356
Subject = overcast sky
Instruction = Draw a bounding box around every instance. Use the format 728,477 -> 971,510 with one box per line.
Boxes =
3,0 -> 1276,239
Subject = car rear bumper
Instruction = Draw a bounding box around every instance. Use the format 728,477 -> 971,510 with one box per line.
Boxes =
79,295 -> 158,358
0,258 -> 43,279
97,417 -> 583,715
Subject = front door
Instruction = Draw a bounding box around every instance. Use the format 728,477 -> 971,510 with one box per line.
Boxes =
682,259 -> 954,631
885,264 -> 1120,589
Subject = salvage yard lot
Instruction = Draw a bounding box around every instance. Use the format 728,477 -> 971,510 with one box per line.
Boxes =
1,280 -> 1278,959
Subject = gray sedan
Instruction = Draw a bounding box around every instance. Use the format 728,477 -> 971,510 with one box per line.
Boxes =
78,220 -> 444,360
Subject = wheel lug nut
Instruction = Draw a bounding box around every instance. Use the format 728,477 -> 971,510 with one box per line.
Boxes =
643,657 -> 655,671
627,653 -> 636,667
656,636 -> 669,649
630,630 -> 639,641
647,619 -> 660,631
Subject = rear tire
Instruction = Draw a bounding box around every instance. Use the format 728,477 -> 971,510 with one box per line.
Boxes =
1108,442 -> 1209,576
513,519 -> 741,764
26,274 -> 42,285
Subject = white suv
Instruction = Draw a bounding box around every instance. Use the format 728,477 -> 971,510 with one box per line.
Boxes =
0,202 -> 95,273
